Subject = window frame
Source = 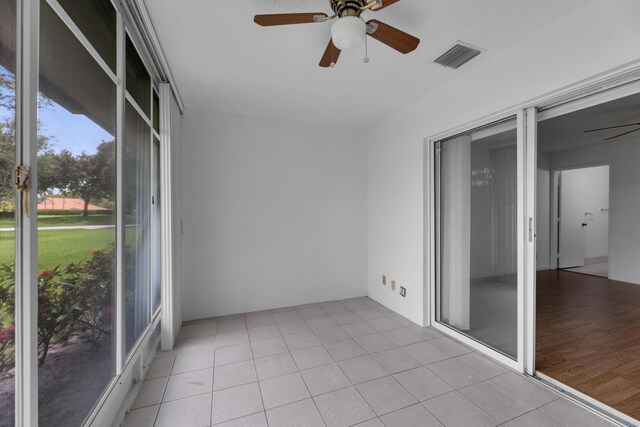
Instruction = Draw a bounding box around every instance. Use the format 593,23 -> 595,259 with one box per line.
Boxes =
12,0 -> 168,424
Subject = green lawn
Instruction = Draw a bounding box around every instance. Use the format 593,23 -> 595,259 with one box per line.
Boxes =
0,228 -> 114,269
0,214 -> 115,228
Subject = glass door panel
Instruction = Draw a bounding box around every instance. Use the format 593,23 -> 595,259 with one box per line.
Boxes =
37,1 -> 117,424
124,101 -> 150,354
0,0 -> 16,423
436,117 -> 519,359
151,136 -> 161,313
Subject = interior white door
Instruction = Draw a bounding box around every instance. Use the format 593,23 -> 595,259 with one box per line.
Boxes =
558,169 -> 586,268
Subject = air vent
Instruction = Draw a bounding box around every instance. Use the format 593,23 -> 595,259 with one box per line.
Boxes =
434,42 -> 482,69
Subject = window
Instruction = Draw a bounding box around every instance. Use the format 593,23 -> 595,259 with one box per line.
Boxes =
153,90 -> 160,133
37,1 -> 117,425
126,35 -> 151,117
0,0 -> 17,425
57,0 -> 117,72
124,100 -> 151,354
152,136 -> 161,313
435,117 -> 519,359
2,0 -> 167,422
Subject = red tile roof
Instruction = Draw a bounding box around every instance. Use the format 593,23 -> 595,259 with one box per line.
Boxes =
37,197 -> 108,211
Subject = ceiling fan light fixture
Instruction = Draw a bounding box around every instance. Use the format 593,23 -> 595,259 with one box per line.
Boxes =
331,16 -> 366,50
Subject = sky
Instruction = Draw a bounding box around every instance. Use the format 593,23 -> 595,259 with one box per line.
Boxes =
39,100 -> 113,156
0,65 -> 112,156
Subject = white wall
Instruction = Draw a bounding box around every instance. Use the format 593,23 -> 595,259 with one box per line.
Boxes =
367,0 -> 640,325
537,153 -> 551,269
180,111 -> 367,320
550,141 -> 638,283
582,166 -> 610,259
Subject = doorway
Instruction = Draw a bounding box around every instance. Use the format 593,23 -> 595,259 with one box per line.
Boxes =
535,90 -> 640,422
426,75 -> 640,424
555,165 -> 610,278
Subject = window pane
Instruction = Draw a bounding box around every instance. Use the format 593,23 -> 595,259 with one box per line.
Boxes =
153,90 -> 160,133
126,36 -> 150,118
124,101 -> 150,354
437,118 -> 518,359
38,2 -> 117,425
152,137 -> 161,313
57,0 -> 117,72
0,0 -> 16,425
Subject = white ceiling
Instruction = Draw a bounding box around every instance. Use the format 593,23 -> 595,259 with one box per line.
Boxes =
539,91 -> 640,152
145,0 -> 588,128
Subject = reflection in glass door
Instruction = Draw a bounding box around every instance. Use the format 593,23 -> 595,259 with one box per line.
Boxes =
435,117 -> 519,359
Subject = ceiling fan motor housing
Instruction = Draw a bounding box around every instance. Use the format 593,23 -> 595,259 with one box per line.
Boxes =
331,0 -> 366,17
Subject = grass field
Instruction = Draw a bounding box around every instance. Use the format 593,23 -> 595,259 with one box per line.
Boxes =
0,229 -> 114,269
0,215 -> 115,228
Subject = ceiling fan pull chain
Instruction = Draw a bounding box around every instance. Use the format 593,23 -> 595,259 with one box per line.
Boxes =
363,31 -> 370,63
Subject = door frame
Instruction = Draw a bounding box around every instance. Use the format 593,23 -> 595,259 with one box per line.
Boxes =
425,109 -> 526,372
550,164 -> 612,273
425,59 -> 640,425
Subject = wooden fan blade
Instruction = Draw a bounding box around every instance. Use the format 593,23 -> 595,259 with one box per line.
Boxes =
254,13 -> 327,26
366,20 -> 419,54
604,126 -> 640,141
319,39 -> 341,68
584,122 -> 640,133
372,0 -> 401,11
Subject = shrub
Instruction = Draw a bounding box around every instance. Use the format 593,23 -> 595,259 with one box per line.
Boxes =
0,264 -> 14,376
0,247 -> 115,370
65,248 -> 115,346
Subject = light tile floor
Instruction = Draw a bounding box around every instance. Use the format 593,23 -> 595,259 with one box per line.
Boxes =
122,297 -> 615,427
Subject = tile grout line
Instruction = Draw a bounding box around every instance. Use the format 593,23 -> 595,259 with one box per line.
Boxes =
214,346 -> 216,426
142,298 -> 545,427
287,338 -> 328,427
248,329 -> 269,427
151,353 -> 177,427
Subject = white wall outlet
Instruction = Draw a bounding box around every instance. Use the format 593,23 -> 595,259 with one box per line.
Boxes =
391,280 -> 396,291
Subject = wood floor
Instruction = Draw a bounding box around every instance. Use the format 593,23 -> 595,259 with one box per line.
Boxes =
537,269 -> 640,420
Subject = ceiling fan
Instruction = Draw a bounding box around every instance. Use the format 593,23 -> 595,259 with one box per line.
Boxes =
254,0 -> 420,68
584,122 -> 640,141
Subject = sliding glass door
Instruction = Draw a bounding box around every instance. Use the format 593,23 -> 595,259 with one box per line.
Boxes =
435,117 -> 521,361
36,1 -> 118,423
0,0 -> 166,424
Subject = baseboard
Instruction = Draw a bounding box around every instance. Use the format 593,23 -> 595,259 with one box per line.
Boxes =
537,265 -> 551,271
608,275 -> 640,286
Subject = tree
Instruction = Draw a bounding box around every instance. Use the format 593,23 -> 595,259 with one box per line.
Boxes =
0,70 -> 53,208
55,141 -> 115,216
1,70 -> 117,215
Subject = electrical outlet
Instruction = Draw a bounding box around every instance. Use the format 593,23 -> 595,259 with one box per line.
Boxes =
400,286 -> 406,297
391,280 -> 396,291
382,275 -> 387,285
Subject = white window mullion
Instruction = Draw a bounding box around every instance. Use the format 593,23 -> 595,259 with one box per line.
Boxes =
159,83 -> 175,350
115,11 -> 126,376
524,107 -> 537,376
516,109 -> 526,373
15,0 -> 40,425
